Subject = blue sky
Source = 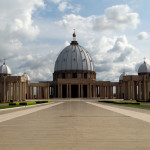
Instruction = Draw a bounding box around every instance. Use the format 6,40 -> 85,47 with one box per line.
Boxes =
0,0 -> 150,82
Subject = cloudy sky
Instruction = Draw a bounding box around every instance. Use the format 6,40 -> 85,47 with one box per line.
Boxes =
0,0 -> 150,82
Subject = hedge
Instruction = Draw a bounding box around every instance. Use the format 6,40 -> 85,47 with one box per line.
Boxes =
9,101 -> 51,106
98,100 -> 140,105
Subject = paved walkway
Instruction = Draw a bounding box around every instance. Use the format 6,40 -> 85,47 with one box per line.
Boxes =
0,100 -> 150,150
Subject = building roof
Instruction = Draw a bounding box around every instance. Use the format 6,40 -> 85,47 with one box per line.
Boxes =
138,61 -> 150,74
54,33 -> 94,72
0,61 -> 11,75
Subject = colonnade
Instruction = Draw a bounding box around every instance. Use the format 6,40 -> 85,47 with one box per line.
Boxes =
119,80 -> 150,101
0,82 -> 26,102
55,83 -> 119,98
28,86 -> 50,99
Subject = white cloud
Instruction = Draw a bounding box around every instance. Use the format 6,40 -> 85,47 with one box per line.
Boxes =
93,5 -> 140,31
0,0 -> 44,59
48,0 -> 81,13
58,1 -> 68,12
137,32 -> 149,40
57,5 -> 140,33
47,0 -> 61,3
87,35 -> 139,81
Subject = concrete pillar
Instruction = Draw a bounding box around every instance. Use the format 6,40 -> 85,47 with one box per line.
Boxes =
106,86 -> 108,98
93,85 -> 96,97
58,84 -> 60,98
15,82 -> 18,101
111,86 -> 113,99
66,84 -> 68,98
81,84 -> 83,98
143,81 -> 146,100
134,83 -> 137,100
13,83 -> 16,100
127,81 -> 131,100
47,86 -> 50,99
89,84 -> 92,98
8,83 -> 11,101
146,82 -> 149,100
19,82 -> 22,101
69,84 -> 71,98
60,84 -> 62,98
138,81 -> 141,100
131,81 -> 135,100
78,84 -> 80,98
39,87 -> 42,99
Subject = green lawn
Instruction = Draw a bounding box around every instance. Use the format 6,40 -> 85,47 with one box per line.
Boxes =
0,105 -> 25,109
0,100 -> 52,109
98,101 -> 150,109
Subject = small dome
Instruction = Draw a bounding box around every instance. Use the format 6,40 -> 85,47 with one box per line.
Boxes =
22,72 -> 30,81
119,72 -> 127,81
0,61 -> 11,75
138,61 -> 150,74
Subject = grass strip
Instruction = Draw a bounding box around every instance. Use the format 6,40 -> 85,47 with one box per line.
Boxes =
0,100 -> 52,109
98,101 -> 150,109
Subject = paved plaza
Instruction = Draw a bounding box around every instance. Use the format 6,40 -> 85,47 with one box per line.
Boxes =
0,99 -> 150,150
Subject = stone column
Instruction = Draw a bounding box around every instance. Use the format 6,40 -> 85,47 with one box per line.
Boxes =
127,81 -> 131,100
15,82 -> 18,101
133,81 -> 135,100
143,81 -> 146,101
89,84 -> 92,98
81,84 -> 83,98
8,83 -> 11,101
93,85 -> 96,97
138,81 -> 141,100
146,82 -> 149,100
106,86 -> 108,98
78,84 -> 80,98
134,83 -> 137,100
58,84 -> 60,98
60,84 -> 62,98
39,87 -> 42,99
47,86 -> 50,99
66,84 -> 68,98
69,84 -> 71,98
19,82 -> 22,101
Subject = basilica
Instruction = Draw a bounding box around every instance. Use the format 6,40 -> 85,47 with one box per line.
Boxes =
0,32 -> 150,102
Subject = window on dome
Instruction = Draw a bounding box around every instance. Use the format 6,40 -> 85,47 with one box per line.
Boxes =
62,73 -> 65,79
84,73 -> 87,79
72,73 -> 77,78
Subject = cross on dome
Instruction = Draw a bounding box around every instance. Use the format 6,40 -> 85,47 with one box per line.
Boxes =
144,57 -> 146,63
3,58 -> 6,65
71,29 -> 78,45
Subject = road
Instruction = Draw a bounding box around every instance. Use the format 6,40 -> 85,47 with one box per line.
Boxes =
0,99 -> 150,150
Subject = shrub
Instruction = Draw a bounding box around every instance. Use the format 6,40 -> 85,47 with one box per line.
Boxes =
26,102 -> 36,105
36,101 -> 42,104
98,101 -> 114,103
9,103 -> 16,106
19,102 -> 27,105
114,101 -> 140,105
98,100 -> 140,105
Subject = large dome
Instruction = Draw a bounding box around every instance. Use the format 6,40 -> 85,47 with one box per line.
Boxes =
0,61 -> 11,75
54,34 -> 94,72
138,61 -> 150,74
